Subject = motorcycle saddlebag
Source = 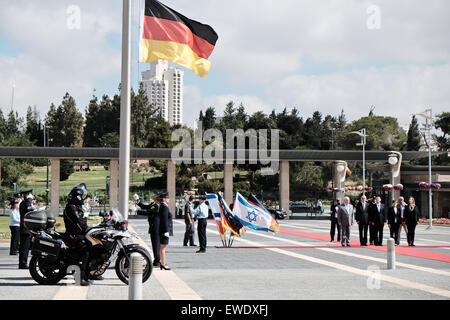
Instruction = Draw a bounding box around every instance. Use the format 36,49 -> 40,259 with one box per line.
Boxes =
24,210 -> 48,231
31,236 -> 62,259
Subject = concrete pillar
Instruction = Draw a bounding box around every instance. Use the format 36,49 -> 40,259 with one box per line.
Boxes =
110,159 -> 119,209
279,160 -> 290,217
167,160 -> 176,214
224,162 -> 233,206
50,158 -> 60,217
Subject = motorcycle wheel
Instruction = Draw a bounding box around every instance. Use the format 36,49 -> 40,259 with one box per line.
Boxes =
29,255 -> 66,285
115,246 -> 152,285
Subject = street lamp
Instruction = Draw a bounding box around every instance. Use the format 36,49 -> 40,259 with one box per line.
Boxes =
335,161 -> 347,202
388,152 -> 402,202
349,128 -> 367,196
415,109 -> 433,229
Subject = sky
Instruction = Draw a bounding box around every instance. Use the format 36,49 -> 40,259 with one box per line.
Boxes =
0,0 -> 449,132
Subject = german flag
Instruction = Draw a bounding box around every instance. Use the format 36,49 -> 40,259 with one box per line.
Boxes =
140,0 -> 218,77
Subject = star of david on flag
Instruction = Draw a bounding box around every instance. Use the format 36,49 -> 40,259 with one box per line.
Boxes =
246,210 -> 258,223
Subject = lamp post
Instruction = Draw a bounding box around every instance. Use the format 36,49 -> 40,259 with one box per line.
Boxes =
388,152 -> 402,202
335,161 -> 347,202
415,109 -> 433,229
349,128 -> 367,197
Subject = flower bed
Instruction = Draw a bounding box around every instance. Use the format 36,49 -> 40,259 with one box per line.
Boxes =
419,218 -> 450,226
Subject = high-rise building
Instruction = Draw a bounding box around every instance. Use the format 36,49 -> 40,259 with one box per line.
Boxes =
141,60 -> 184,125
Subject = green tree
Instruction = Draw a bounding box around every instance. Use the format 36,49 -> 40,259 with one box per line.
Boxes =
0,108 -> 6,141
433,112 -> 450,165
276,108 -> 304,149
202,106 -> 217,130
246,111 -> 276,131
6,109 -> 23,139
0,136 -> 35,187
47,93 -> 84,147
83,93 -> 121,147
338,116 -> 407,151
25,106 -> 44,146
131,84 -> 152,147
434,112 -> 450,151
303,111 -> 324,149
291,162 -> 325,191
46,93 -> 83,181
406,115 -> 421,151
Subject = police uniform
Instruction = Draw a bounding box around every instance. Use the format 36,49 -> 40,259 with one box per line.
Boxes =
191,196 -> 209,253
136,200 -> 161,267
19,190 -> 35,269
183,200 -> 196,246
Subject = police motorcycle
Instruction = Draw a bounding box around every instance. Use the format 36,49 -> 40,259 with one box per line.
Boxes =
24,208 -> 152,285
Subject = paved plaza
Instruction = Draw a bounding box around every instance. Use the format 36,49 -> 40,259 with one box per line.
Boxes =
1,218 -> 449,301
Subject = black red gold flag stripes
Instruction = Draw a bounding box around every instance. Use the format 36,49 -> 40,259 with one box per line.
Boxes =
140,0 -> 219,77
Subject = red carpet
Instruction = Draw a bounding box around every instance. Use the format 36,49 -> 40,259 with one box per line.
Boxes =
278,228 -> 450,263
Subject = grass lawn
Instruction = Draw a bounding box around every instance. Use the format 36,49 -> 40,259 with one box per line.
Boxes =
0,216 -> 103,240
24,166 -> 158,197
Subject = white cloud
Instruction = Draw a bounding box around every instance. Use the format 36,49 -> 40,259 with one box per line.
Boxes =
266,63 -> 450,124
0,0 -> 449,133
0,0 -> 122,117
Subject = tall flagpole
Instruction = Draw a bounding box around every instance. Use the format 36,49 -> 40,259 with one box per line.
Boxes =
119,0 -> 132,220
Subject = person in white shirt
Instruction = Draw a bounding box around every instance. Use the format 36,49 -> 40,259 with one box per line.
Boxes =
191,195 -> 209,253
9,199 -> 21,255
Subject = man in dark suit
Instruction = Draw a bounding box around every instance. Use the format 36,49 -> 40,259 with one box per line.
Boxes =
388,200 -> 401,245
355,196 -> 370,246
337,197 -> 355,247
18,189 -> 35,269
369,196 -> 386,246
135,193 -> 161,267
329,200 -> 341,242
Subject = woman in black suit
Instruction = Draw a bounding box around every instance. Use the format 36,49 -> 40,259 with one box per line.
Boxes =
405,196 -> 420,246
387,200 -> 401,245
158,192 -> 173,270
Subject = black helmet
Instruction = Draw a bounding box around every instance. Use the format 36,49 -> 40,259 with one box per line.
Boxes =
67,183 -> 88,206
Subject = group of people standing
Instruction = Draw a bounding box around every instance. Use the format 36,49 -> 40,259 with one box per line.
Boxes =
135,192 -> 210,271
183,195 -> 209,253
330,195 -> 420,247
9,189 -> 37,269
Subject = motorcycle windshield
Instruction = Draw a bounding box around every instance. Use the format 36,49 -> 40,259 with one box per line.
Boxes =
110,208 -> 124,222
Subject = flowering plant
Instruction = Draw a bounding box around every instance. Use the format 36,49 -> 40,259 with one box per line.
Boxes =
394,184 -> 404,191
419,218 -> 450,225
419,182 -> 430,189
383,184 -> 393,191
431,183 -> 441,190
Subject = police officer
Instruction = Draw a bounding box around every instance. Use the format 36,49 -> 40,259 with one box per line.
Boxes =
135,193 -> 161,267
18,189 -> 35,269
63,183 -> 93,286
183,196 -> 196,247
191,195 -> 209,253
158,191 -> 173,270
